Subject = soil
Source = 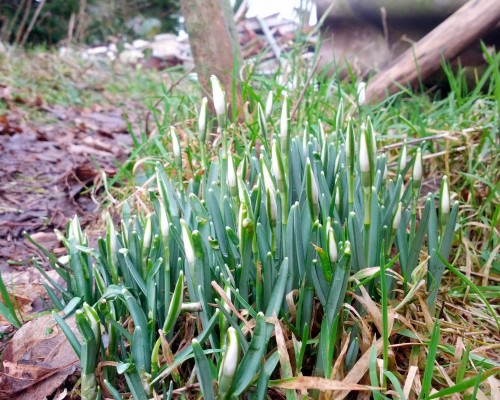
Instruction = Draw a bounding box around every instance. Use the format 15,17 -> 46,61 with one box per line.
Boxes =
0,94 -> 142,272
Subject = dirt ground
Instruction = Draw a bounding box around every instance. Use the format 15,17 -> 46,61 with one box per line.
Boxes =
0,95 -> 140,272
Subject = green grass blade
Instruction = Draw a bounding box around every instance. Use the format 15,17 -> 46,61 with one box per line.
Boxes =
439,254 -> 500,330
419,320 -> 440,400
428,368 -> 500,399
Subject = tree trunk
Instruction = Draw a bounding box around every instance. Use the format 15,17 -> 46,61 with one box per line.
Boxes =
181,0 -> 243,114
365,0 -> 500,103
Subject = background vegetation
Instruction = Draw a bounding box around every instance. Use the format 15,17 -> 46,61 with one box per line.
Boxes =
0,0 -> 179,46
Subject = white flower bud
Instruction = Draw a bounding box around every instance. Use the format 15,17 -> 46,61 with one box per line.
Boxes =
142,213 -> 152,254
335,185 -> 341,209
328,227 -> 338,262
267,187 -> 277,227
170,126 -> 181,159
359,130 -> 370,173
345,125 -> 351,160
159,201 -> 170,243
440,175 -> 450,216
223,286 -> 232,314
265,90 -> 273,117
261,160 -> 275,195
227,153 -> 237,195
271,139 -> 283,190
412,148 -> 423,183
357,82 -> 366,105
180,219 -> 195,266
198,97 -> 208,141
218,327 -> 240,398
399,140 -> 407,171
210,75 -> 225,117
392,202 -> 402,231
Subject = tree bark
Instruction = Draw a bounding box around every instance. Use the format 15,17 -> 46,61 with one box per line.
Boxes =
365,0 -> 500,103
181,0 -> 242,113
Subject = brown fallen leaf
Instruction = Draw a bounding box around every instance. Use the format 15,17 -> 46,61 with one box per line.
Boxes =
330,338 -> 384,400
0,313 -> 80,400
269,376 -> 378,391
0,283 -> 47,326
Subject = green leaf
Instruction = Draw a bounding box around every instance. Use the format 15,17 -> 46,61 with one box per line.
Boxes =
0,271 -> 21,328
104,379 -> 123,400
256,352 -> 280,400
124,371 -> 149,400
419,320 -> 440,400
192,339 -> 216,400
230,312 -> 269,396
265,258 -> 289,318
162,271 -> 184,334
53,312 -> 81,358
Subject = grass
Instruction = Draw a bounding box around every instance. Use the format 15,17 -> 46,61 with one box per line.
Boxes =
0,47 -> 186,122
1,44 -> 499,399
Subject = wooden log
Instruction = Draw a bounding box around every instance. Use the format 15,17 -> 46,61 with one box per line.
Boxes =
365,0 -> 500,103
181,0 -> 242,112
315,0 -> 468,20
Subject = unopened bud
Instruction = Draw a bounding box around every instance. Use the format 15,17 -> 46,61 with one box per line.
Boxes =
328,227 -> 338,262
265,91 -> 273,117
159,201 -> 170,243
399,140 -> 407,171
170,126 -> 181,159
218,327 -> 240,399
357,82 -> 366,105
210,75 -> 226,117
412,148 -> 423,185
227,153 -> 237,196
180,219 -> 195,266
392,202 -> 402,232
198,97 -> 208,142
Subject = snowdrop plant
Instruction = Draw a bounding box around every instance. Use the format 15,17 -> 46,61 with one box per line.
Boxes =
14,77 -> 462,399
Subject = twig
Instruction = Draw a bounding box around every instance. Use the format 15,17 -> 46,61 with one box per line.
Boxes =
378,132 -> 463,152
20,0 -> 46,47
234,0 -> 249,23
257,15 -> 281,60
14,0 -> 32,46
290,56 -> 321,120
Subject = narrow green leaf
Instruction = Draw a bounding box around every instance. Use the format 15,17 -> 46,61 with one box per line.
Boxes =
162,271 -> 184,334
419,321 -> 440,400
192,339 -> 216,400
256,352 -> 281,400
231,312 -> 269,396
